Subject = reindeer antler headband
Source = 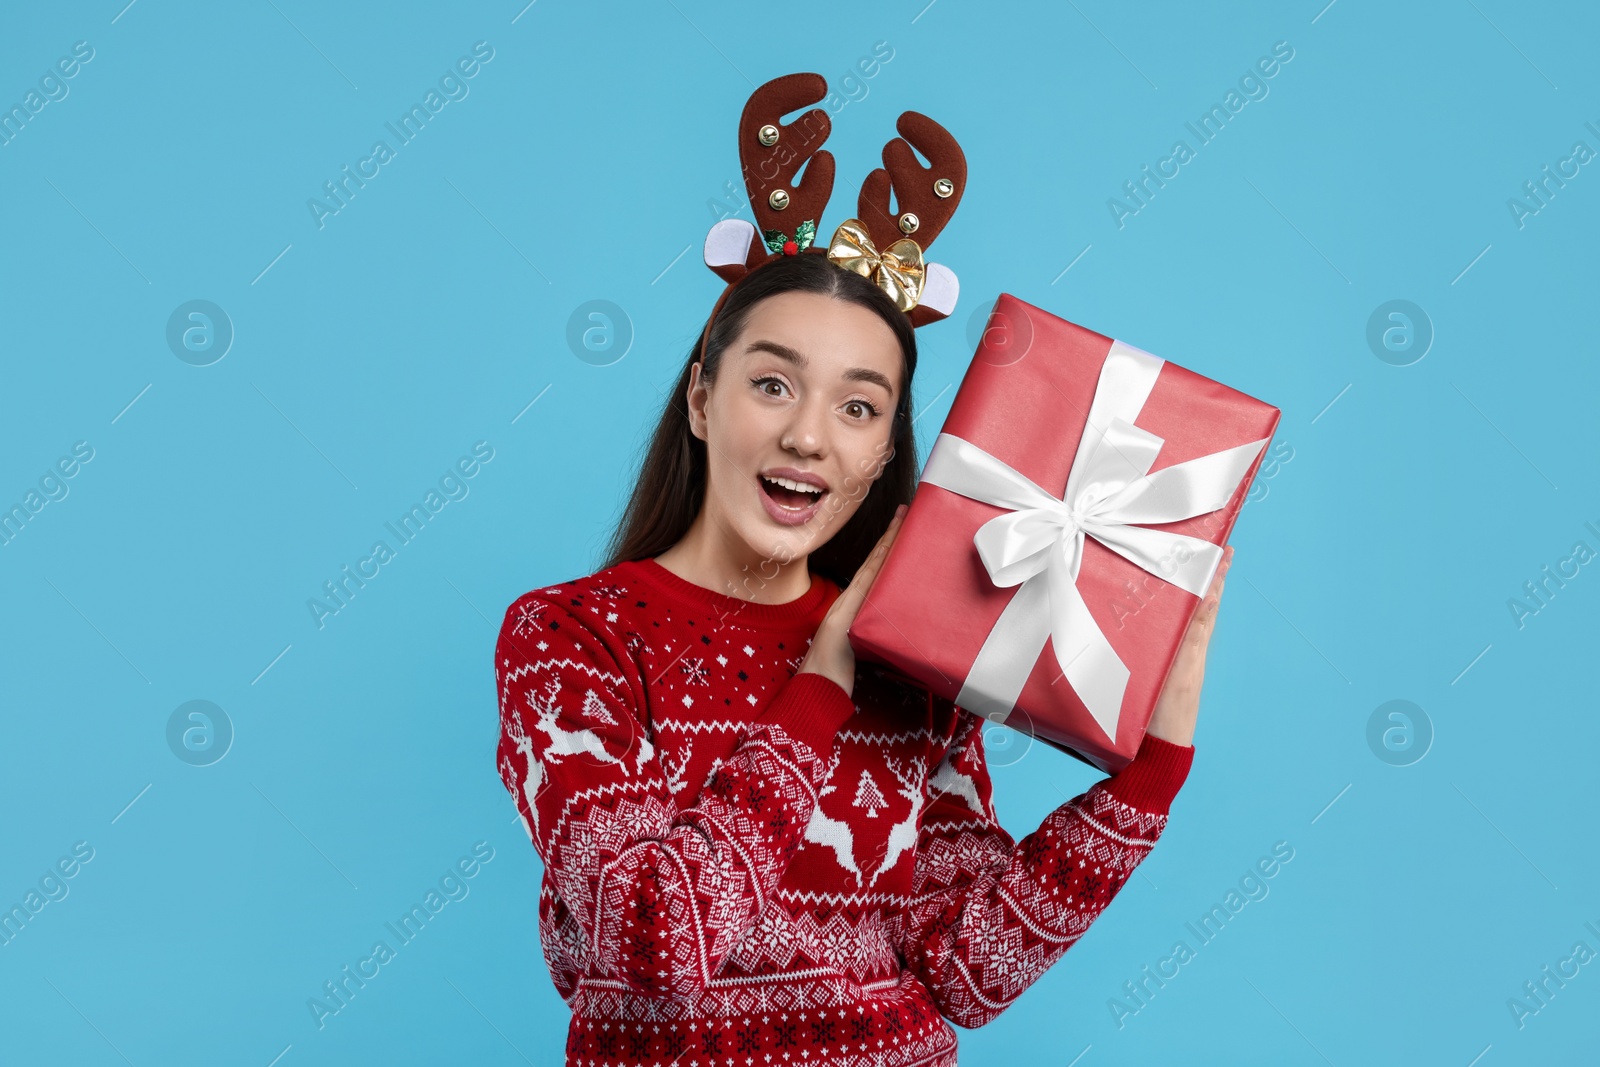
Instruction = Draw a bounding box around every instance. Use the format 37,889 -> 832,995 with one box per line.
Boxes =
696,71 -> 967,363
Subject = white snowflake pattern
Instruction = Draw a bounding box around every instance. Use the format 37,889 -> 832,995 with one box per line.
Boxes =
511,602 -> 546,637
679,657 -> 710,686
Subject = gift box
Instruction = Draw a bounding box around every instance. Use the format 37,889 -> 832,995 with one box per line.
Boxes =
848,294 -> 1281,774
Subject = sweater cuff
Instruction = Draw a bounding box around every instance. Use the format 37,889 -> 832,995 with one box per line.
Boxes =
750,671 -> 857,758
1102,732 -> 1195,816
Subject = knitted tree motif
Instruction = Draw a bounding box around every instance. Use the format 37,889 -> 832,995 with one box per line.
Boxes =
581,688 -> 618,725
853,769 -> 888,818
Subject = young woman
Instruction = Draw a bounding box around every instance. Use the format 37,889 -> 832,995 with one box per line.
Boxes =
494,251 -> 1233,1066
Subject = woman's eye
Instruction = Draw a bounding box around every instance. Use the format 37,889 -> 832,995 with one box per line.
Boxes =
845,400 -> 881,419
753,377 -> 880,419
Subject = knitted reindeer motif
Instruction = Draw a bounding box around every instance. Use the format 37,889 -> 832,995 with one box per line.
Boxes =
803,747 -> 864,885
501,705 -> 544,843
524,675 -> 654,777
701,71 -> 968,331
659,737 -> 695,797
867,754 -> 927,888
928,728 -> 989,820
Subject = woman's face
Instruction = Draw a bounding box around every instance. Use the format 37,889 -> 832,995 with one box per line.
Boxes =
686,288 -> 903,574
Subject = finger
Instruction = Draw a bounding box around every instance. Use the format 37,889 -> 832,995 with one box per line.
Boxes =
867,506 -> 908,562
851,522 -> 900,592
1204,548 -> 1232,599
1191,562 -> 1231,635
1210,553 -> 1232,604
839,507 -> 907,604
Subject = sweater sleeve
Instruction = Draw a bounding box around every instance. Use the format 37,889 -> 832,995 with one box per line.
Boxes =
494,590 -> 856,1001
889,711 -> 1194,1028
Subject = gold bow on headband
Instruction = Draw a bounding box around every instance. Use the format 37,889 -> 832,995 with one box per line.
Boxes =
825,217 -> 925,312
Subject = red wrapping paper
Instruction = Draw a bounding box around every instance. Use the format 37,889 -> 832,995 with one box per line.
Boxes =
848,294 -> 1281,774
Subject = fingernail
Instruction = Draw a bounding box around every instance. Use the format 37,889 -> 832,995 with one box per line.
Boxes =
895,504 -> 907,519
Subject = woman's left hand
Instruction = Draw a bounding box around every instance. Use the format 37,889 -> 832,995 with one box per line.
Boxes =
1144,544 -> 1234,748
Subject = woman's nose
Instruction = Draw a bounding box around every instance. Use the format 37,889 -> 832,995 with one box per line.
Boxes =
781,410 -> 827,457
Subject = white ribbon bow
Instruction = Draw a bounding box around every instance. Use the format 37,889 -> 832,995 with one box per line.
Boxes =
920,339 -> 1269,742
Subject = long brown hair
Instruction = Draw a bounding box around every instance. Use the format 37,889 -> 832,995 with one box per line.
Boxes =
601,252 -> 920,592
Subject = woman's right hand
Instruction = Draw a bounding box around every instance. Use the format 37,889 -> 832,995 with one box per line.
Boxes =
798,503 -> 908,698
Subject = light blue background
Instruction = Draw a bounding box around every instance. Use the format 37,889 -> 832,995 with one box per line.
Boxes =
3,1 -> 1596,1063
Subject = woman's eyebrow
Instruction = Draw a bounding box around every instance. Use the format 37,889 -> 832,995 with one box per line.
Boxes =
743,339 -> 894,395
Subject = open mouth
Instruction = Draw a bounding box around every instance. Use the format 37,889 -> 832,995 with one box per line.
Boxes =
758,473 -> 827,511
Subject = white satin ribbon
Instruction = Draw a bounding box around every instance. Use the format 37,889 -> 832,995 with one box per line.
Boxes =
920,340 -> 1269,741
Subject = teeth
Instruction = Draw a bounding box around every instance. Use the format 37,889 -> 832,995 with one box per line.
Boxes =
761,474 -> 824,496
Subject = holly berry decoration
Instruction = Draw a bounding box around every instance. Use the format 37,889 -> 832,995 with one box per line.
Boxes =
762,218 -> 817,256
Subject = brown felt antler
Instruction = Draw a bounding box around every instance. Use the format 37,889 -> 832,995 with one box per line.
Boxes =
701,74 -> 966,328
855,111 -> 967,327
730,73 -> 836,278
856,111 -> 967,260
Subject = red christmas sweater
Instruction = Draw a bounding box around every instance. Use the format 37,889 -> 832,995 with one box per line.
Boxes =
494,555 -> 1194,1067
